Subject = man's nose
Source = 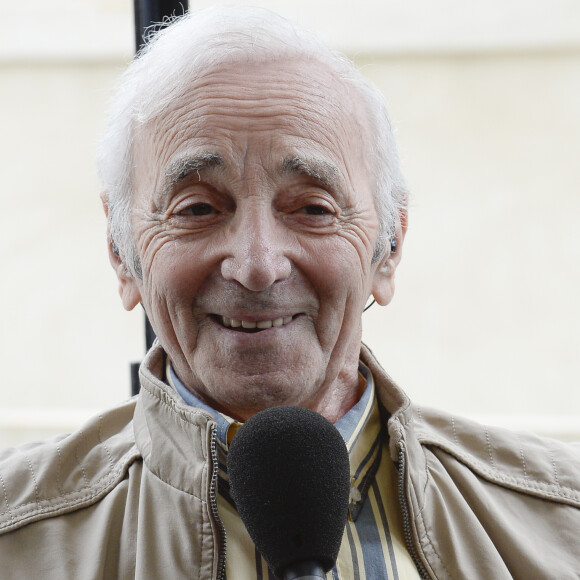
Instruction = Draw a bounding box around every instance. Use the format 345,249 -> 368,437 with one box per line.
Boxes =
220,206 -> 292,291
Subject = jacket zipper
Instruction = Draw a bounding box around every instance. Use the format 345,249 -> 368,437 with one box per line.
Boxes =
209,423 -> 227,580
397,442 -> 432,579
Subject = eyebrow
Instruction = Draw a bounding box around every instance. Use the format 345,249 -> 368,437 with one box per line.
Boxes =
156,152 -> 343,204
280,156 -> 341,191
162,151 -> 224,194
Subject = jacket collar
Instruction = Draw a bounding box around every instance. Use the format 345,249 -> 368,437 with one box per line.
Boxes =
361,343 -> 580,507
135,342 -> 215,495
137,341 -> 580,507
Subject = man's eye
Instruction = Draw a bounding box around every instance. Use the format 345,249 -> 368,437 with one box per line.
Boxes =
180,202 -> 214,216
303,205 -> 330,215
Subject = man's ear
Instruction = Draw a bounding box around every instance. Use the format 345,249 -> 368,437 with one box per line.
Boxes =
371,210 -> 407,306
101,193 -> 142,311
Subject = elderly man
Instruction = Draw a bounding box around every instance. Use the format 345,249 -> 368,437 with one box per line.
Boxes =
1,6 -> 579,579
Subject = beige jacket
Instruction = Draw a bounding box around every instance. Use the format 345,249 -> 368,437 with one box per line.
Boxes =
0,343 -> 579,579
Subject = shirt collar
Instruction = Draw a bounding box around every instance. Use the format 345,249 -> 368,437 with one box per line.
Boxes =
167,364 -> 237,444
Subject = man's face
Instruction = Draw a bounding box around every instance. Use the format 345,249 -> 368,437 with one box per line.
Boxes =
116,58 -> 399,422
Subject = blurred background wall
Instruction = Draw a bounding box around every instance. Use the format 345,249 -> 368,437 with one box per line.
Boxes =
1,0 -> 579,445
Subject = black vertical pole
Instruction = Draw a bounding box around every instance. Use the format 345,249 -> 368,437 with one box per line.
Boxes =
130,0 -> 189,396
134,0 -> 189,51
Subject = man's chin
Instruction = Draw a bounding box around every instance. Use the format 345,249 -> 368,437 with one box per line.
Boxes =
200,369 -> 323,420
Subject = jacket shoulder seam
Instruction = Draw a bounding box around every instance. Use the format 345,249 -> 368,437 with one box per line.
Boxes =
422,434 -> 580,507
0,446 -> 141,534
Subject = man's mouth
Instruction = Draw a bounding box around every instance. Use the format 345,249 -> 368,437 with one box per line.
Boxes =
213,315 -> 295,333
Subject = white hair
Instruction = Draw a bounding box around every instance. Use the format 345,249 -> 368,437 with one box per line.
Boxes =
97,5 -> 408,277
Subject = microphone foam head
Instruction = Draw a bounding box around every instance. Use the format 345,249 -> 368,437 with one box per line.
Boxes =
227,406 -> 350,578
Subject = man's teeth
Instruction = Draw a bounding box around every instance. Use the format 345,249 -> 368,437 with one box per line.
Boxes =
221,316 -> 293,329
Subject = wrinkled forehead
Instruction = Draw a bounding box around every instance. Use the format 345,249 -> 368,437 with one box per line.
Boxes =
132,56 -> 375,192
148,54 -> 370,134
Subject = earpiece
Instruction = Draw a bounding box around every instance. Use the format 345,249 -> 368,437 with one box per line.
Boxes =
390,238 -> 397,254
112,242 -> 120,258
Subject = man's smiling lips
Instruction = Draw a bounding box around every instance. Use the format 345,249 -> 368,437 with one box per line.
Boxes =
211,314 -> 297,332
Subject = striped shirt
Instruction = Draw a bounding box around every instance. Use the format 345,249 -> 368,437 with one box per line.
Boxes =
169,363 -> 420,579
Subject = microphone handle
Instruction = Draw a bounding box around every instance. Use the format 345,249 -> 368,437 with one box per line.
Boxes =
282,561 -> 327,580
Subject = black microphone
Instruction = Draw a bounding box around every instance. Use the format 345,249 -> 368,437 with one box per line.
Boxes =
227,406 -> 351,580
